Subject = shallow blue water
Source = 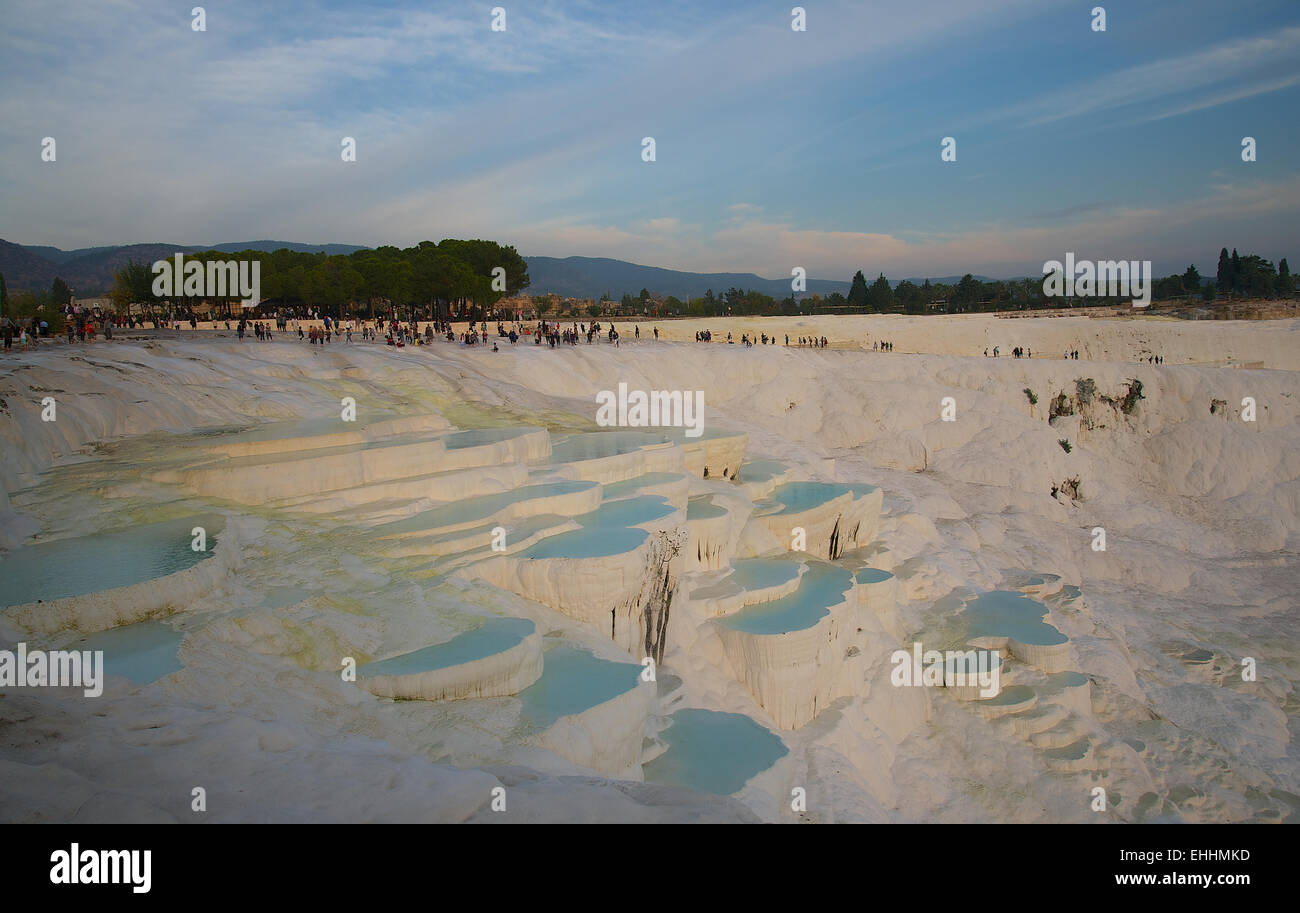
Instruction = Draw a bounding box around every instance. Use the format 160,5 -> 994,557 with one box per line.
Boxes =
601,473 -> 685,500
667,426 -> 739,443
67,621 -> 185,685
518,495 -> 673,558
1,514 -> 225,607
855,567 -> 893,584
217,417 -> 356,444
359,616 -> 535,676
517,646 -> 643,729
443,427 -> 535,450
766,481 -> 852,515
737,460 -> 786,482
986,684 -> 1036,707
730,558 -> 802,591
1045,670 -> 1089,689
519,526 -> 648,559
720,563 -> 853,634
687,495 -> 727,520
964,591 -> 1068,646
574,496 -> 677,529
374,481 -> 595,535
643,708 -> 788,795
261,586 -> 311,609
550,431 -> 668,463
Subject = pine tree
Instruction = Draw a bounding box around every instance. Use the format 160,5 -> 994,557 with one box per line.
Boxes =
1231,249 -> 1242,295
867,273 -> 893,312
1181,264 -> 1201,296
1279,258 -> 1291,296
1217,248 -> 1231,296
51,277 -> 71,308
847,270 -> 869,312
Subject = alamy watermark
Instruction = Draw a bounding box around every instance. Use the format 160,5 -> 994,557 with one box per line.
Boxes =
1042,253 -> 1152,307
890,642 -> 1001,697
595,382 -> 704,437
151,253 -> 261,308
0,643 -> 103,697
50,844 -> 150,893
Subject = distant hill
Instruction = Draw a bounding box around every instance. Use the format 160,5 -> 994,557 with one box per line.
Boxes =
200,240 -> 368,256
0,240 -> 369,294
522,257 -> 1008,299
0,238 -> 1006,299
523,256 -> 852,300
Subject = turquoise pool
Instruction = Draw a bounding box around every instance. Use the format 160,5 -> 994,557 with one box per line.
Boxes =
687,495 -> 727,520
518,646 -> 643,729
443,427 -> 537,450
737,460 -> 787,483
601,472 -> 686,500
359,616 -> 535,677
574,495 -> 677,529
519,526 -> 648,559
550,431 -> 668,463
373,480 -> 596,535
720,563 -> 853,634
1,514 -> 224,607
963,591 -> 1068,646
766,481 -> 853,515
730,558 -> 802,591
643,708 -> 788,795
67,621 -> 185,685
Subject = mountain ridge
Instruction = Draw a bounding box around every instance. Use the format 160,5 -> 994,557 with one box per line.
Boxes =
0,239 -> 995,298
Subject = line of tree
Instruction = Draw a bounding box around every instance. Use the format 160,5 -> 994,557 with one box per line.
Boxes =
1,274 -> 72,331
619,249 -> 1292,317
109,240 -> 529,322
1216,248 -> 1290,299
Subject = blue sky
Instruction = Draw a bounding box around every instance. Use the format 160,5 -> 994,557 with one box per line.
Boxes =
2,0 -> 1297,279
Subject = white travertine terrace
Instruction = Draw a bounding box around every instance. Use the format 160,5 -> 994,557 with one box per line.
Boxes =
752,484 -> 884,560
359,620 -> 544,703
161,426 -> 550,504
5,515 -> 250,635
4,324 -> 1293,822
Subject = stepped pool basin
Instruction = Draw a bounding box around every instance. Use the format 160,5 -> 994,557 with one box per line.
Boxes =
550,431 -> 669,463
575,496 -> 677,529
855,567 -> 893,584
373,480 -> 596,536
644,708 -> 788,795
720,563 -> 853,634
600,472 -> 686,500
730,558 -> 802,591
519,526 -> 647,560
359,616 -> 535,677
66,621 -> 185,685
442,427 -> 537,450
737,460 -> 787,482
764,481 -> 853,515
517,646 -> 643,730
1,514 -> 225,608
687,495 -> 728,520
964,591 -> 1068,646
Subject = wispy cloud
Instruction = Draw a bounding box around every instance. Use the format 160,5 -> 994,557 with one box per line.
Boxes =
984,25 -> 1300,128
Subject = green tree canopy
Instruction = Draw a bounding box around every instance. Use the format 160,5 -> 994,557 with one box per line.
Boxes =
847,270 -> 869,311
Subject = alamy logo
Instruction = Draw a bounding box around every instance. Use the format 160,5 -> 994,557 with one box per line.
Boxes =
151,253 -> 261,307
0,643 -> 103,697
50,844 -> 151,893
1042,253 -> 1152,307
890,642 -> 1001,698
595,382 -> 705,437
